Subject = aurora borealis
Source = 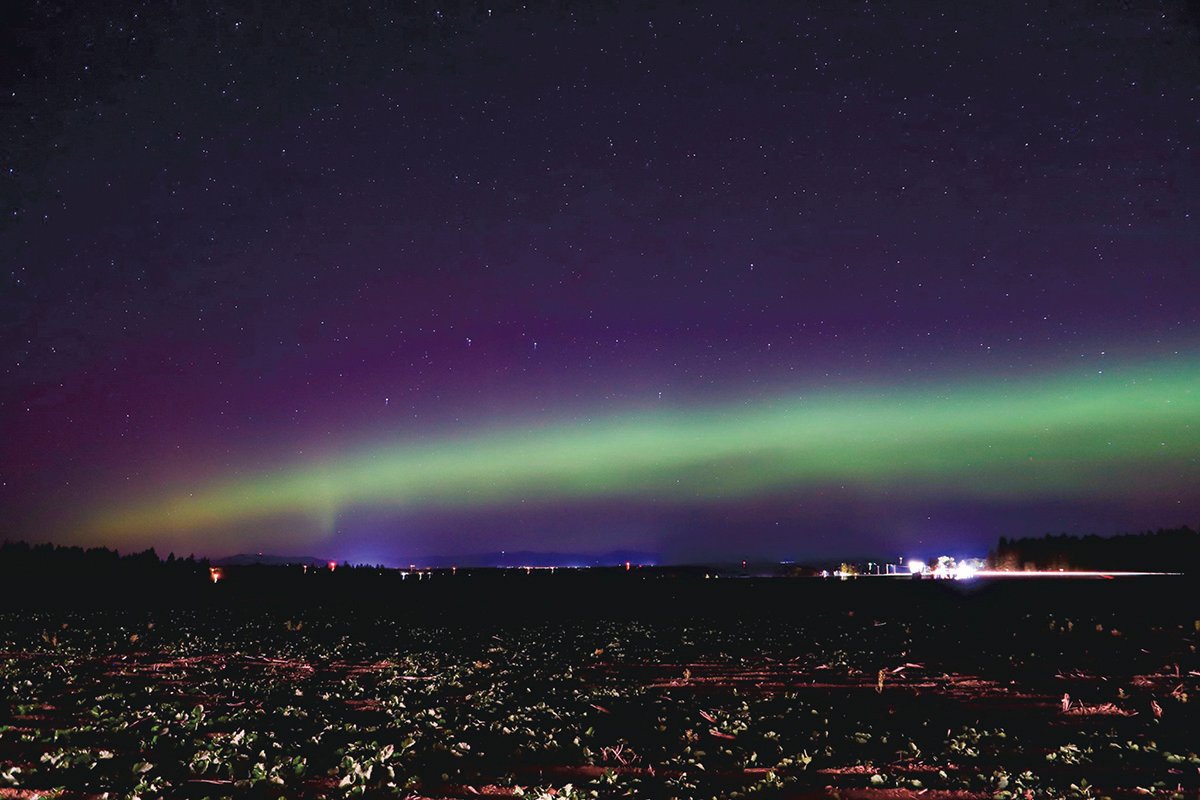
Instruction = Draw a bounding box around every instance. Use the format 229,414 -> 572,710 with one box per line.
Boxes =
91,358 -> 1199,554
3,2 -> 1198,563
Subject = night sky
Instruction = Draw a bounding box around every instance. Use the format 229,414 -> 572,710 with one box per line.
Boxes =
3,1 -> 1198,565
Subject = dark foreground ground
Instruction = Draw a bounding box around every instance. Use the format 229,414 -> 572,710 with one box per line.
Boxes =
1,573 -> 1198,799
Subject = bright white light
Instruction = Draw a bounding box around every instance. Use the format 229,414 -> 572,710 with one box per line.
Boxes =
907,559 -> 926,575
956,562 -> 977,580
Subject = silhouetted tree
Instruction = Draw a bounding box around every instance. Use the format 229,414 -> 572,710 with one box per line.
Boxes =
987,526 -> 1199,573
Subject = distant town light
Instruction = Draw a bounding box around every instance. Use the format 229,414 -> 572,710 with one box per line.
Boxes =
209,567 -> 223,584
328,561 -> 337,571
907,559 -> 926,575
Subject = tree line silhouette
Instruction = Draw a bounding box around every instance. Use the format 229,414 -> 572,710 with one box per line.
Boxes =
987,526 -> 1199,573
0,541 -> 212,606
2,528 -> 1195,608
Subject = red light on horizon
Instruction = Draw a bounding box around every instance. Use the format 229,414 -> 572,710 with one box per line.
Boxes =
328,561 -> 337,571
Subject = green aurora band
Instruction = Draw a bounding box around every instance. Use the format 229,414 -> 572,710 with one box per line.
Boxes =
92,359 -> 1199,542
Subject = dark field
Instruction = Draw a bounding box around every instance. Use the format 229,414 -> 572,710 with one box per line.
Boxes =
1,574 -> 1198,800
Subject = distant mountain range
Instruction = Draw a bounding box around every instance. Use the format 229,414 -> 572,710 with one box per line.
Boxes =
213,553 -> 331,567
415,550 -> 660,568
212,550 -> 659,569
